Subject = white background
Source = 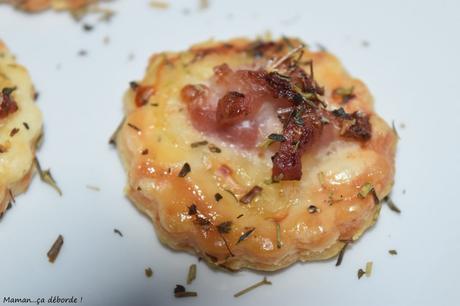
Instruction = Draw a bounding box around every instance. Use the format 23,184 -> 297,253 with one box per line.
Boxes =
1,0 -> 459,305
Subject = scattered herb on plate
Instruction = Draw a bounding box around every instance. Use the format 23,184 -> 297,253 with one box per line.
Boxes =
186,264 -> 197,284
47,235 -> 64,263
234,277 -> 272,298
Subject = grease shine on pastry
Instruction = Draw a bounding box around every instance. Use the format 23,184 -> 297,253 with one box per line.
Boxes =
0,41 -> 42,216
115,37 -> 397,271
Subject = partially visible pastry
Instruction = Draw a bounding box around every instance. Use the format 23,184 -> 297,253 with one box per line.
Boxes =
2,0 -> 103,13
0,41 -> 43,217
115,37 -> 397,271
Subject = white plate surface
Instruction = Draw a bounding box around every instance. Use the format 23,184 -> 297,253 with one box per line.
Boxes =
1,0 -> 459,305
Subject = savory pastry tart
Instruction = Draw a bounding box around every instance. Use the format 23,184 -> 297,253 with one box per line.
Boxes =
2,0 -> 101,12
115,37 -> 397,271
0,41 -> 42,217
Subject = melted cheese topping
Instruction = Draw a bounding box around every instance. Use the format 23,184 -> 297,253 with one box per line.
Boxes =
0,41 -> 43,213
116,38 -> 397,271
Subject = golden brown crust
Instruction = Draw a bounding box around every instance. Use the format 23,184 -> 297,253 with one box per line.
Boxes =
0,41 -> 43,216
115,37 -> 397,271
3,0 -> 101,12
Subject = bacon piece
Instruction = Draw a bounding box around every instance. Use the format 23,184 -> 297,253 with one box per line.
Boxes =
289,66 -> 324,95
181,62 -> 372,181
181,66 -> 277,148
342,112 -> 371,141
134,85 -> 155,107
181,84 -> 216,131
216,91 -> 249,126
264,71 -> 304,105
0,87 -> 19,119
331,108 -> 372,141
272,108 -> 323,180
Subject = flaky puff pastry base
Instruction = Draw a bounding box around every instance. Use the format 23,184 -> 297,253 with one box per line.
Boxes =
115,38 -> 397,271
0,41 -> 43,216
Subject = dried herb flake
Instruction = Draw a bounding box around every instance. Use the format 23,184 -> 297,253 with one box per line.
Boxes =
208,143 -> 222,153
187,204 -> 197,215
178,163 -> 191,177
335,242 -> 348,266
358,182 -> 374,198
47,234 -> 64,263
174,285 -> 197,298
365,261 -> 373,277
276,223 -> 282,248
35,157 -> 62,196
109,117 -> 125,146
127,123 -> 141,132
357,268 -> 365,279
86,185 -> 100,191
145,267 -> 153,278
308,205 -> 320,213
217,221 -> 232,234
186,264 -> 196,284
8,189 -> 15,203
214,193 -> 223,202
268,133 -> 287,142
9,127 -> 19,137
234,277 -> 272,298
384,196 -> 401,213
333,86 -> 355,104
190,140 -> 208,148
236,227 -> 255,244
239,186 -> 263,204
